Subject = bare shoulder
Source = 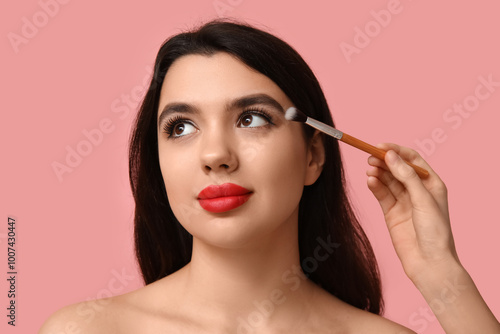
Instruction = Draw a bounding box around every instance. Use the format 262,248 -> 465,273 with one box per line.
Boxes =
39,278 -> 179,334
311,286 -> 416,334
38,296 -> 118,334
346,306 -> 416,334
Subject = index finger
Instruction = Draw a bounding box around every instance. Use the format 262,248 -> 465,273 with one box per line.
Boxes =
375,143 -> 449,217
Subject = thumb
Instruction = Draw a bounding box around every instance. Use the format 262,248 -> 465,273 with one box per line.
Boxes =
385,150 -> 433,210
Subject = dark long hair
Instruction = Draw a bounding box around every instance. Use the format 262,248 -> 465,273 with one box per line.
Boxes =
129,19 -> 383,314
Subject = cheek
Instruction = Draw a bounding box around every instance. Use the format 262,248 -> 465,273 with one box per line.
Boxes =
158,146 -> 197,219
237,124 -> 308,174
159,142 -> 196,182
247,132 -> 308,204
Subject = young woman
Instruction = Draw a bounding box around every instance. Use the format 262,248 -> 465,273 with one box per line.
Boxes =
40,19 -> 500,333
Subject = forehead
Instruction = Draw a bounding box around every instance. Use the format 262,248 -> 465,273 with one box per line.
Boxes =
158,52 -> 292,112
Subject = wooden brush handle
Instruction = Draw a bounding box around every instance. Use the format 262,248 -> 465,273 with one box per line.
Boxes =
341,133 -> 429,178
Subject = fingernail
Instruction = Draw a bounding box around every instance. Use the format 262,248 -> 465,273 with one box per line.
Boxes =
386,150 -> 399,164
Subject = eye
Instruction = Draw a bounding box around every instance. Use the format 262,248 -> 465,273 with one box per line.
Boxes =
238,109 -> 273,128
163,116 -> 197,138
172,122 -> 196,137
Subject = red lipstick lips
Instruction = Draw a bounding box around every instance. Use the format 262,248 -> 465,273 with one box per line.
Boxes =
198,183 -> 252,213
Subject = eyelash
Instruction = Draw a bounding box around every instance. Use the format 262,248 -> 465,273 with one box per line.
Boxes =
161,108 -> 275,139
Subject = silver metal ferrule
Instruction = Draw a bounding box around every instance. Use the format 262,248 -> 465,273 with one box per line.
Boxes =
306,118 -> 344,140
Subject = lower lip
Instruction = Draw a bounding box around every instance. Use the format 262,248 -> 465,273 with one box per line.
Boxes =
198,193 -> 252,213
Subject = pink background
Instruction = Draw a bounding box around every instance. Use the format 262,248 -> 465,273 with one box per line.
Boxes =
1,0 -> 499,333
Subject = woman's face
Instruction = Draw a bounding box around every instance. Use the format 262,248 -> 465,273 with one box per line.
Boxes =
157,52 -> 323,248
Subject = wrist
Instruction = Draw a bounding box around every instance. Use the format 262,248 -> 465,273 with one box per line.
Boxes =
410,259 -> 500,333
412,259 -> 471,302
410,257 -> 467,292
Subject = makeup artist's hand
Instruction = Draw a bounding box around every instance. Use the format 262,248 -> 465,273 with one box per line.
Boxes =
366,143 -> 460,283
366,143 -> 500,333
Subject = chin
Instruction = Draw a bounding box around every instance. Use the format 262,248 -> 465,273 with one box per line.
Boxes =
188,216 -> 281,250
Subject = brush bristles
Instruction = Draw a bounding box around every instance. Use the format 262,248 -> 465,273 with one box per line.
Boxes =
284,107 -> 308,123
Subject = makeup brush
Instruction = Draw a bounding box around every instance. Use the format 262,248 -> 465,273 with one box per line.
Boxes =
285,107 -> 429,178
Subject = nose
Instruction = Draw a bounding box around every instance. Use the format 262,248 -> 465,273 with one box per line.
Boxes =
200,127 -> 238,174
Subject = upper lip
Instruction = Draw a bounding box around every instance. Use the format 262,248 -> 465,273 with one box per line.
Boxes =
198,183 -> 251,199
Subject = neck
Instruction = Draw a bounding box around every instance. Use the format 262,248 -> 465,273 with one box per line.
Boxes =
176,209 -> 319,331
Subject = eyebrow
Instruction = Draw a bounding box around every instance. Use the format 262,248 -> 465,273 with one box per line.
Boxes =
157,93 -> 285,128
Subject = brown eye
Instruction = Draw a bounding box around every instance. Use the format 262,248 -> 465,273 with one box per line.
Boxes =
174,123 -> 185,136
238,113 -> 268,128
241,115 -> 253,127
165,121 -> 196,138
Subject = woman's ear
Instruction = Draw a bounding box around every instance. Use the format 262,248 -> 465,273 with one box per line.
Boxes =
304,130 -> 325,186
